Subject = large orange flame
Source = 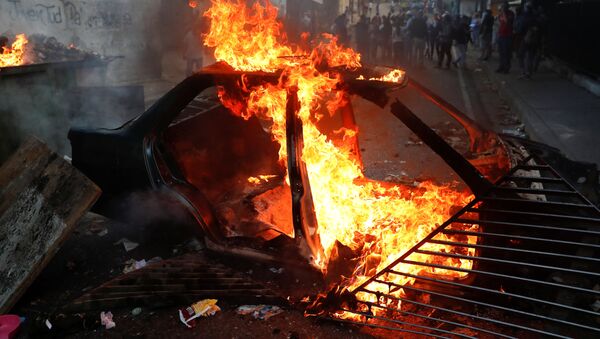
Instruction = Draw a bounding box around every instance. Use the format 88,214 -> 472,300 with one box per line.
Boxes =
0,34 -> 28,68
203,0 -> 477,309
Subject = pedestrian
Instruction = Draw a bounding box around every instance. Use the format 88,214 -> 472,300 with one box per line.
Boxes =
479,9 -> 494,61
513,5 -> 524,60
408,10 -> 428,67
183,25 -> 204,76
496,1 -> 515,73
392,13 -> 405,66
436,13 -> 453,69
355,15 -> 371,62
334,13 -> 349,45
403,11 -> 414,65
517,2 -> 540,79
452,16 -> 471,68
369,13 -> 381,61
426,14 -> 441,60
470,11 -> 481,48
380,14 -> 393,63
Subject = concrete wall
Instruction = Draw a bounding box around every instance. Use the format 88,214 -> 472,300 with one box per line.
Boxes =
0,0 -> 164,83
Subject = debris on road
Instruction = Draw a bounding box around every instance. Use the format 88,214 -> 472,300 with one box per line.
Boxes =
236,305 -> 283,320
179,299 -> 221,328
100,311 -> 116,330
123,257 -> 162,273
113,238 -> 139,252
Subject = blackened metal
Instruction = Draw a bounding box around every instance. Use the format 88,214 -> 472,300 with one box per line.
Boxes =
390,99 -> 493,196
286,87 -> 325,267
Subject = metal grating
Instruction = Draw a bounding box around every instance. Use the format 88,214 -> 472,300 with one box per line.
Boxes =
326,156 -> 600,338
65,254 -> 282,312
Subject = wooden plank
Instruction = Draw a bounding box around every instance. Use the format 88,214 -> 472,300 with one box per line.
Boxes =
0,137 -> 101,313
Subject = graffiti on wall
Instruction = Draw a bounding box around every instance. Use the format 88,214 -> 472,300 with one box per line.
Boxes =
5,0 -> 133,30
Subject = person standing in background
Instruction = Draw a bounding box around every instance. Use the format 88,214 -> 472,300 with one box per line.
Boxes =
355,15 -> 371,62
470,11 -> 481,48
380,14 -> 393,63
334,12 -> 349,45
479,9 -> 494,61
436,13 -> 453,69
496,1 -> 515,73
452,15 -> 471,68
517,2 -> 540,79
369,13 -> 382,61
426,14 -> 441,60
392,13 -> 405,66
408,10 -> 428,67
183,25 -> 204,76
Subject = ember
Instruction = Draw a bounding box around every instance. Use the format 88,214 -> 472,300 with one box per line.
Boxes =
202,0 -> 477,309
0,34 -> 28,68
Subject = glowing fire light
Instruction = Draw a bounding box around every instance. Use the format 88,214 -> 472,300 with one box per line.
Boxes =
0,34 -> 28,68
203,0 -> 477,312
248,174 -> 278,185
188,0 -> 198,9
357,69 -> 405,83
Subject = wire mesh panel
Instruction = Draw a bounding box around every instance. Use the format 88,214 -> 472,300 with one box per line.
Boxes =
324,156 -> 600,338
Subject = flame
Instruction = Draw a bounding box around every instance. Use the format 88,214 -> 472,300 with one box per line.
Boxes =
248,174 -> 278,185
0,34 -> 28,68
203,0 -> 477,309
188,0 -> 198,8
357,69 -> 405,83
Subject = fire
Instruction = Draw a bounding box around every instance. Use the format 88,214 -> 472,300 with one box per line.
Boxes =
357,69 -> 405,83
248,174 -> 278,185
188,0 -> 198,8
0,34 -> 28,68
203,0 -> 477,310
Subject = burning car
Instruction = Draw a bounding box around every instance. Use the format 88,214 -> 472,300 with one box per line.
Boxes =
68,1 -> 600,337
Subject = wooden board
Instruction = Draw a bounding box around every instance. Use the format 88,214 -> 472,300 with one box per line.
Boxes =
0,137 -> 101,313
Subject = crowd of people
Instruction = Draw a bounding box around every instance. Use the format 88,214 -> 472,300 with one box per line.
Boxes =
333,1 -> 547,79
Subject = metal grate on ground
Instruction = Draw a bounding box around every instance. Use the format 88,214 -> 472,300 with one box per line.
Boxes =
325,155 -> 600,338
65,253 -> 282,312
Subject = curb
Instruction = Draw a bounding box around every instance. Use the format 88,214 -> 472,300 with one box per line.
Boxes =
544,58 -> 600,98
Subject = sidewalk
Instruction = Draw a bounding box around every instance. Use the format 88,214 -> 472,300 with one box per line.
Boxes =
478,52 -> 600,167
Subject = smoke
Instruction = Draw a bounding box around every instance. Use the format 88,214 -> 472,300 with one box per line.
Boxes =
0,0 -> 197,163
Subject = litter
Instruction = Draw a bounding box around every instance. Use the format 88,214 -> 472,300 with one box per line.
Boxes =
123,257 -> 162,273
236,305 -> 283,320
100,311 -> 116,330
179,299 -> 220,328
269,267 -> 283,274
591,300 -> 600,312
45,319 -> 52,330
123,259 -> 146,274
131,307 -> 142,316
113,238 -> 139,252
